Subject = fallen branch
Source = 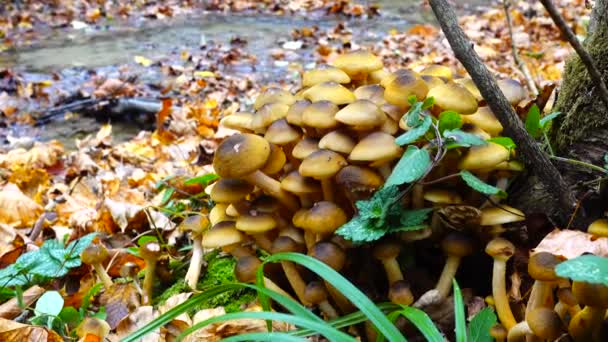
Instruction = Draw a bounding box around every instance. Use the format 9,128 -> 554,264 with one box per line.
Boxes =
539,0 -> 608,109
502,0 -> 539,96
428,0 -> 576,222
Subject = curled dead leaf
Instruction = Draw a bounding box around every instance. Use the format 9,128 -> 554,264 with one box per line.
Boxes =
104,198 -> 174,232
533,229 -> 608,259
0,140 -> 63,170
0,183 -> 43,228
114,306 -> 159,342
0,318 -> 62,341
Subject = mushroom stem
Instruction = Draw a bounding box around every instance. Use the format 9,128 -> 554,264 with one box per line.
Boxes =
319,301 -> 339,319
569,306 -> 605,342
326,282 -> 355,313
506,321 -> 532,342
281,261 -> 311,306
142,261 -> 157,305
304,232 -> 316,251
412,183 -> 424,209
263,277 -> 297,301
185,238 -> 204,289
382,258 -> 404,285
320,179 -> 334,202
244,171 -> 299,212
492,255 -> 517,330
251,233 -> 273,252
378,164 -> 392,180
93,263 -> 114,289
435,256 -> 460,299
525,281 -> 555,319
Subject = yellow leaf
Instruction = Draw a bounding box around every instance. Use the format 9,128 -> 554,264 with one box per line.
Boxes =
134,55 -> 153,67
194,70 -> 216,78
204,99 -> 218,109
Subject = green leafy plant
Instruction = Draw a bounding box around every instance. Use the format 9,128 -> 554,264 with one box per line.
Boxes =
336,98 -> 505,243
555,254 -> 608,285
0,233 -> 96,287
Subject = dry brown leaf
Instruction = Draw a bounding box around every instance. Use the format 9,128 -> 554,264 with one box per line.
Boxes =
104,198 -> 174,232
0,318 -> 63,341
114,306 -> 159,342
158,292 -> 192,339
0,285 -> 44,319
0,223 -> 17,257
533,229 -> 608,259
100,283 -> 141,329
0,183 -> 43,228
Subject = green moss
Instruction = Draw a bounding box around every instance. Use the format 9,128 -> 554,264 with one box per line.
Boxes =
155,278 -> 190,306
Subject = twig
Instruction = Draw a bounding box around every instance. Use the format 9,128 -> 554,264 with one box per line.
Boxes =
428,0 -> 577,222
550,155 -> 608,174
502,0 -> 539,96
539,0 -> 608,109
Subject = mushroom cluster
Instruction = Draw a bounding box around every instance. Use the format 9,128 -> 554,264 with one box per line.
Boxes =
195,50 -> 532,324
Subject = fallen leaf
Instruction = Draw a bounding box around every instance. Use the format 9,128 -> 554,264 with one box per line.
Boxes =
0,318 -> 62,341
0,183 -> 43,228
533,229 -> 608,259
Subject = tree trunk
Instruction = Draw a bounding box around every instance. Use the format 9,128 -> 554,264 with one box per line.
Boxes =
510,1 -> 608,229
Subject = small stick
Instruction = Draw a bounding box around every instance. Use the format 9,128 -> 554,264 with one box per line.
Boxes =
539,0 -> 608,109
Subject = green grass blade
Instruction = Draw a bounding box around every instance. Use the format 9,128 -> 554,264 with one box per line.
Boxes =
393,306 -> 444,342
176,312 -> 358,342
221,332 -> 308,342
123,282 -> 318,342
290,303 -> 400,337
453,280 -> 467,342
261,253 -> 406,342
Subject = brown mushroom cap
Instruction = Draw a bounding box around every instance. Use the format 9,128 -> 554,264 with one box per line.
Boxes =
292,137 -> 320,160
442,232 -> 475,257
81,244 -> 109,265
588,218 -> 608,237
489,324 -> 507,341
254,87 -> 296,110
210,203 -> 230,225
310,241 -> 346,271
302,81 -> 356,105
369,68 -> 391,84
421,75 -> 446,90
303,281 -> 329,304
236,213 -> 277,234
427,82 -> 478,114
234,255 -> 262,283
210,178 -> 254,203
261,143 -> 286,175
335,165 -> 384,192
213,133 -> 270,179
349,132 -> 402,166
571,281 -> 608,308
281,171 -> 321,195
527,308 -> 564,340
423,189 -> 463,205
264,119 -> 302,145
202,221 -> 245,249
420,65 -> 453,81
302,66 -> 351,87
454,78 -> 483,102
220,112 -> 253,132
251,195 -> 282,214
497,79 -> 527,106
293,201 -> 348,234
461,107 -> 503,137
373,240 -> 401,260
528,252 -> 563,281
458,142 -> 510,170
318,130 -> 356,154
480,206 -> 525,226
76,317 -> 111,339
286,100 -> 310,127
177,214 -> 209,236
139,241 -> 161,261
485,238 -> 515,262
299,149 -> 347,179
354,84 -> 386,106
302,100 -> 340,129
384,71 -> 429,107
272,236 -> 305,254
250,102 -> 290,133
335,99 -> 387,129
331,50 -> 383,80
389,280 -> 414,306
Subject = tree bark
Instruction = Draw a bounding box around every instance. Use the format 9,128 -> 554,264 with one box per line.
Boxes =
510,1 -> 608,228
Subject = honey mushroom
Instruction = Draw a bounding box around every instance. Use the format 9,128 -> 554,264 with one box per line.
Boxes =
299,149 -> 347,202
348,131 -> 403,179
568,280 -> 608,342
310,241 -> 354,313
525,252 -> 564,319
331,50 -> 383,83
234,254 -> 295,301
293,201 -> 348,248
81,243 -> 113,290
303,281 -> 339,319
271,236 -> 311,306
178,214 -> 210,289
373,239 -> 404,285
280,170 -> 321,208
235,211 -> 277,252
139,241 -> 161,305
434,232 -> 475,300
485,237 -> 517,330
302,66 -> 351,87
507,307 -> 563,342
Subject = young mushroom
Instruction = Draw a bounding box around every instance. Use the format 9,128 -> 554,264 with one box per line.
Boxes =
212,133 -> 299,212
507,307 -> 563,342
373,239 -> 404,285
234,255 -> 295,301
435,232 -> 475,300
76,317 -> 111,341
525,252 -> 564,319
178,214 -> 210,289
331,50 -> 383,81
139,241 -> 161,305
485,237 -> 517,330
304,281 -> 339,319
389,280 -> 414,306
293,201 -> 347,248
81,243 -> 113,290
271,236 -> 311,305
568,280 -> 608,342
299,149 -> 347,202
310,241 -> 353,313
489,324 -> 508,342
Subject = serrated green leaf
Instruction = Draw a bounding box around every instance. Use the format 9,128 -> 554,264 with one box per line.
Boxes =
395,115 -> 432,146
460,171 -> 507,198
405,101 -> 425,128
539,111 -> 561,130
184,173 -> 219,186
0,266 -> 29,287
335,217 -> 387,243
438,111 -> 463,134
555,255 -> 608,285
525,104 -> 541,138
385,146 -> 431,187
453,280 -> 467,342
65,233 -> 96,259
487,137 -> 516,151
356,186 -> 399,228
387,224 -> 428,233
399,208 -> 433,226
443,129 -> 487,147
35,291 -> 63,317
407,95 -> 418,105
468,308 -> 497,342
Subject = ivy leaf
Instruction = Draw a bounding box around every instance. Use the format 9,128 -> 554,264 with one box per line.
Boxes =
487,137 -> 516,151
555,255 -> 608,286
443,129 -> 487,147
335,217 -> 387,243
539,111 -> 561,130
525,104 -> 541,138
385,146 -> 431,187
468,307 -> 497,342
438,111 -> 462,134
400,208 -> 433,226
460,170 -> 507,198
395,115 -> 432,146
356,185 -> 399,228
